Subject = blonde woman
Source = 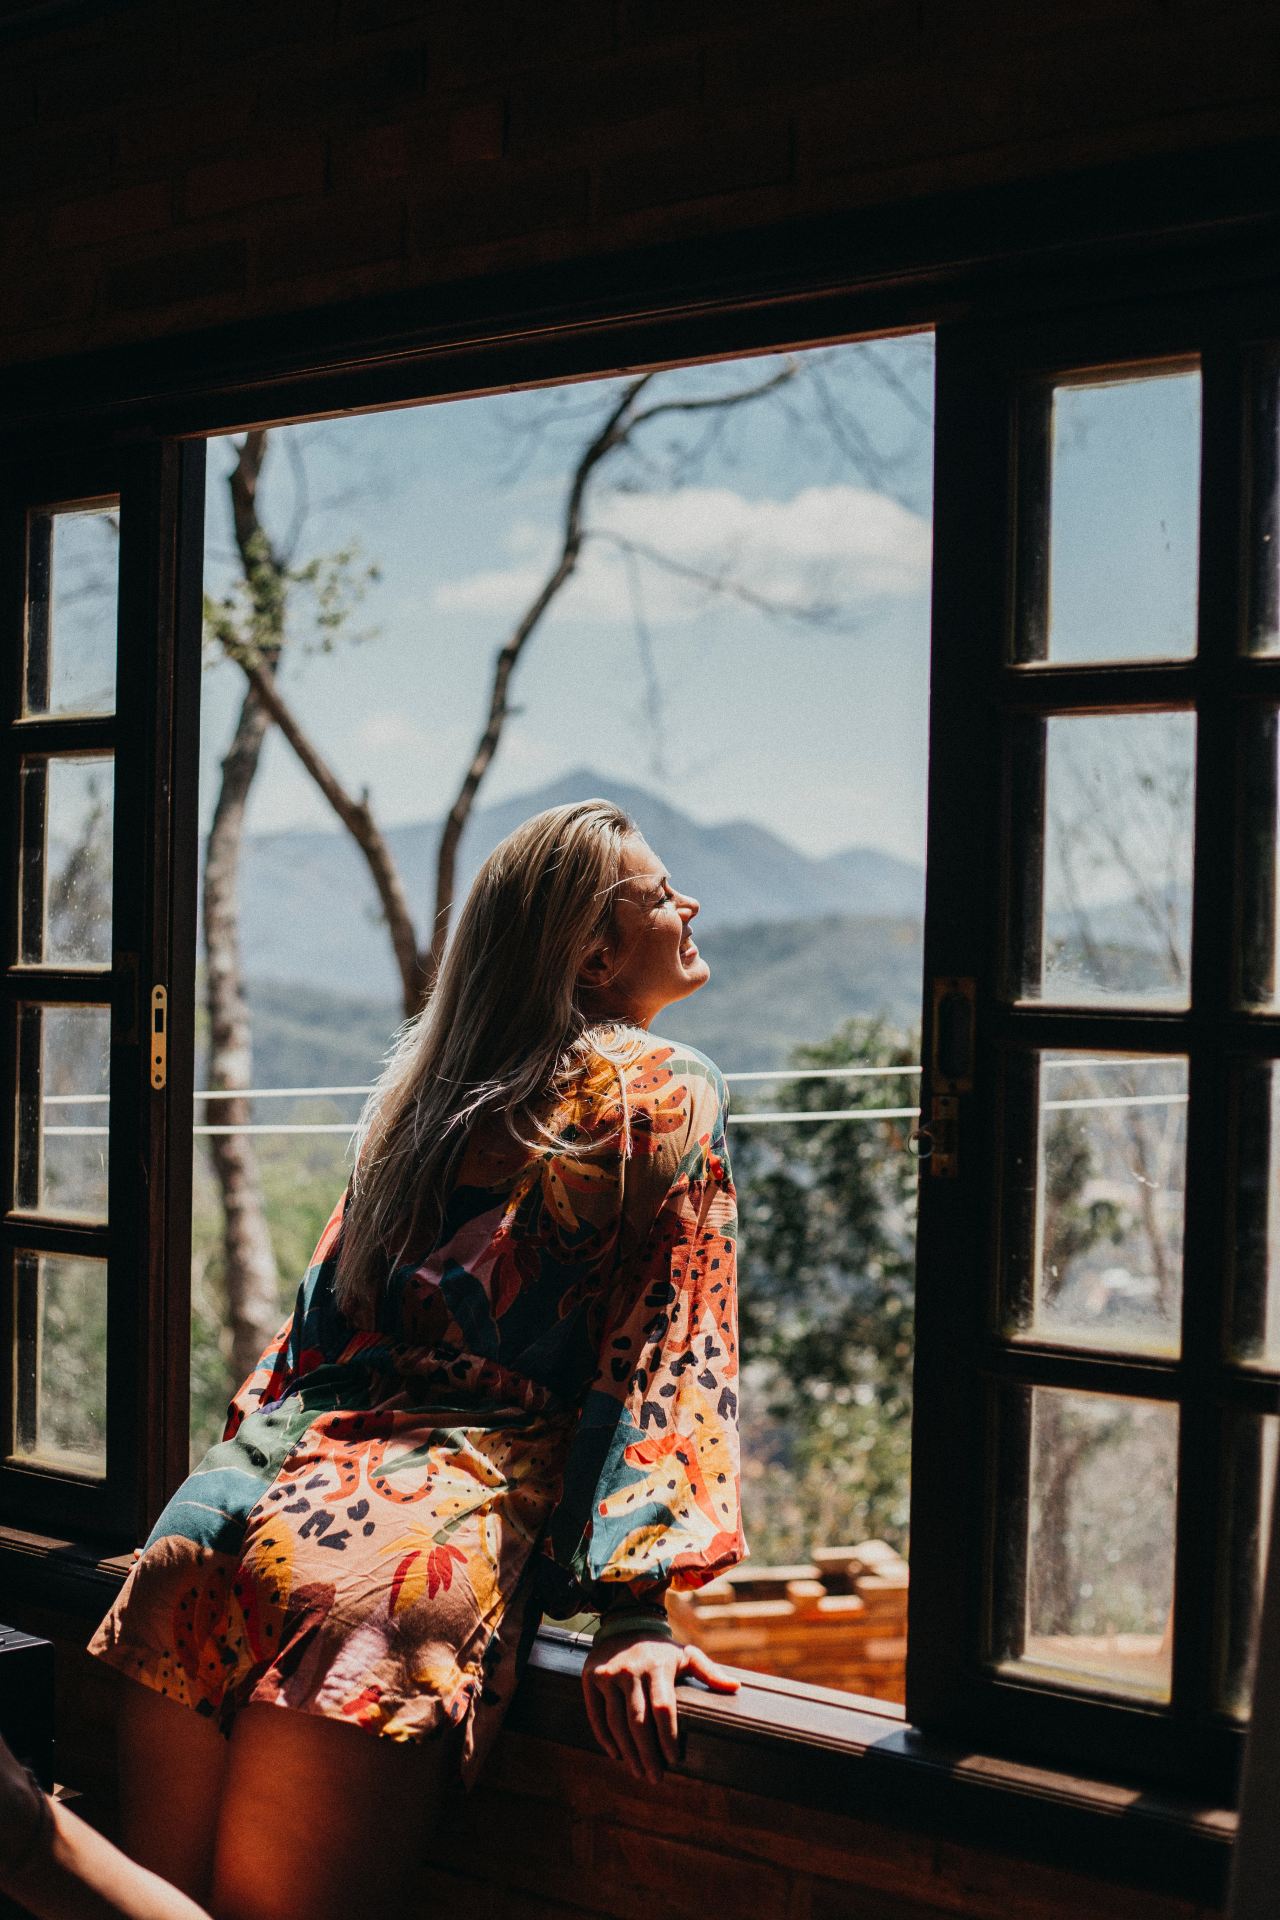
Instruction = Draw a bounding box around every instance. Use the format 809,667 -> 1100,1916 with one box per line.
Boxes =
2,799 -> 746,1920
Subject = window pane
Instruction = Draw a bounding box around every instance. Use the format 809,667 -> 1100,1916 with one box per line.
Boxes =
1003,1051 -> 1186,1356
1220,1412 -> 1279,1717
18,754 -> 114,967
1011,711 -> 1195,1006
14,1002 -> 109,1220
9,1249 -> 107,1478
994,1386 -> 1177,1702
1248,352 -> 1280,655
1229,1059 -> 1280,1367
1015,367 -> 1201,665
24,503 -> 119,718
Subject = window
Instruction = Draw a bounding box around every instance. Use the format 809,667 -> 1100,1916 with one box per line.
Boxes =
1,446 -> 204,1542
1,222 -> 1276,1828
909,317 -> 1280,1796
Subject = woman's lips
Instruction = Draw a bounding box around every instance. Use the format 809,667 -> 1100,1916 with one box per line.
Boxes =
680,939 -> 698,959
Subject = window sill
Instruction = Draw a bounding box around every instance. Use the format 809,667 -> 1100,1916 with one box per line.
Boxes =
0,1530 -> 1236,1907
520,1626 -> 1235,1907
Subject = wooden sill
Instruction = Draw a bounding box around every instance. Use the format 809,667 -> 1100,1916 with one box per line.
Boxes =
0,1530 -> 1237,1907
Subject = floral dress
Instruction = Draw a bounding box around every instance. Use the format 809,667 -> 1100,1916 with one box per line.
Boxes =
87,1032 -> 746,1790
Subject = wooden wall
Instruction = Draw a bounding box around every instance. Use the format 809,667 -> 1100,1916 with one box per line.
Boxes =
1,0 -> 1280,370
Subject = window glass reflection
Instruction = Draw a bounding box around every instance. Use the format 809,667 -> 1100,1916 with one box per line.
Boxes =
994,1386 -> 1177,1703
24,503 -> 119,717
9,1250 -> 107,1478
18,754 -> 114,967
1004,1051 -> 1186,1356
14,1002 -> 110,1220
1012,711 -> 1195,1006
1016,367 -> 1200,665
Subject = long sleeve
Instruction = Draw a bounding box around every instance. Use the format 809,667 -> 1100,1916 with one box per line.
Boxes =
221,1184 -> 351,1441
536,1055 -> 748,1625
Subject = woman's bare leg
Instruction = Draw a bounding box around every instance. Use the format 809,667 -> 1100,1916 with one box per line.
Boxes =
0,1728 -> 212,1920
116,1682 -> 229,1906
209,1704 -> 458,1920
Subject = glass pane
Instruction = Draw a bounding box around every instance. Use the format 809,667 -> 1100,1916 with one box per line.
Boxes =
1016,367 -> 1200,664
1012,711 -> 1195,1005
1247,353 -> 1280,655
1004,1052 -> 1186,1356
24,503 -> 119,717
18,754 -> 114,967
1229,1059 -> 1280,1367
9,1250 -> 107,1478
994,1386 -> 1177,1702
14,1002 -> 110,1221
1220,1412 -> 1279,1716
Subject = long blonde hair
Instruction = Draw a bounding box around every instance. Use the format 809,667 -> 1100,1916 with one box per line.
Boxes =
334,798 -> 649,1316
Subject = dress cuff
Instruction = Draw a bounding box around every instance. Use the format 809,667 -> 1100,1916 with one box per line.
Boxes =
591,1601 -> 675,1646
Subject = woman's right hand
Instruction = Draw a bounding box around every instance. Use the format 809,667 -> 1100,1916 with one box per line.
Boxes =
581,1631 -> 740,1786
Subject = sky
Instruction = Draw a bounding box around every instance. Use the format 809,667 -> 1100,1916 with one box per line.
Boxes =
198,335 -> 938,865
196,341 -> 1203,887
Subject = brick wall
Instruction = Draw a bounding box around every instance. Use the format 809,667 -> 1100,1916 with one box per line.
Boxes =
1,0 -> 1279,370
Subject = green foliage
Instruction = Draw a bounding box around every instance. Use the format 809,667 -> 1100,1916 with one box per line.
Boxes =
189,1116 -> 354,1463
731,1016 -> 919,1565
202,531 -> 381,672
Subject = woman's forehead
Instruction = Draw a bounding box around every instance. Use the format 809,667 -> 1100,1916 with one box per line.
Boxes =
619,837 -> 664,883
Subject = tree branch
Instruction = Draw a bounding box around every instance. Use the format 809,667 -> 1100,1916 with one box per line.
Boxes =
240,659 -> 428,1016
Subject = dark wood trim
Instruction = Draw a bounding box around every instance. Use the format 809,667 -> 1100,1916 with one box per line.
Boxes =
516,1627 -> 1234,1910
3,137 -> 1280,450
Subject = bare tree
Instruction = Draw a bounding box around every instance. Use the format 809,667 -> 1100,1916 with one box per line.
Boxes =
201,434 -> 290,1379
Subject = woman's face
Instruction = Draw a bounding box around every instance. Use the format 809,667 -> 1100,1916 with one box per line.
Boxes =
577,835 -> 709,1028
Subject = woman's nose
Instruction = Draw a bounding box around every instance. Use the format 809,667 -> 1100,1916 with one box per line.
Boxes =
679,892 -> 699,922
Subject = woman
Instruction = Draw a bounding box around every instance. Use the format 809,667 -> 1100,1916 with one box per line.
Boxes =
1,799 -> 746,1920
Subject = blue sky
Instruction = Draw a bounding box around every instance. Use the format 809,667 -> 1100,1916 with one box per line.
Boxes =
199,335 -> 937,865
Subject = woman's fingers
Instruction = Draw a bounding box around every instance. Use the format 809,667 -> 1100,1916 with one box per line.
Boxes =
582,1673 -> 618,1764
678,1643 -> 741,1691
648,1666 -> 680,1768
602,1676 -> 646,1781
626,1675 -> 665,1786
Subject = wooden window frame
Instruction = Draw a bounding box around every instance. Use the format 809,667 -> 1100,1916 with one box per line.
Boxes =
2,138 -> 1279,1873
909,302 -> 1280,1804
0,443 -> 204,1543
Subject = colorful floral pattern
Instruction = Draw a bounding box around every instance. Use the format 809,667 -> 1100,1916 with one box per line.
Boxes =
87,1034 -> 746,1790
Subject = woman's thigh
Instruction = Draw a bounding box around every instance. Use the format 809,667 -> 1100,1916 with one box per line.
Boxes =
209,1703 -> 459,1920
116,1677 -> 230,1904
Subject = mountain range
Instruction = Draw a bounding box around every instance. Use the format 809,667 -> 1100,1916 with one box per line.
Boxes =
203,766 -> 926,1003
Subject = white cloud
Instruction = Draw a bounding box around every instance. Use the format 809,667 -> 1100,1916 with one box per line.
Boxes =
432,484 -> 930,625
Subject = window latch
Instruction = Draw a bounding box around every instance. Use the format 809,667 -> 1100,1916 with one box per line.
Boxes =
150,984 -> 167,1090
922,976 -> 975,1178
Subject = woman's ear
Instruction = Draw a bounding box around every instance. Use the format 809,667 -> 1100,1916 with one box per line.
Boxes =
576,941 -> 614,989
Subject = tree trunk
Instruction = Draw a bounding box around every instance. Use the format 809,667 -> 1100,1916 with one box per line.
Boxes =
204,673 -> 283,1385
